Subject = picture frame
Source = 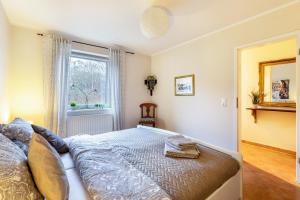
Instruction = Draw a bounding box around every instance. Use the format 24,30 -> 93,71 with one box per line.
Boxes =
259,57 -> 296,107
174,74 -> 195,96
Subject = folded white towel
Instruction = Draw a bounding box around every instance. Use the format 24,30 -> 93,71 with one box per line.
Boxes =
164,143 -> 200,159
165,140 -> 195,151
166,135 -> 197,150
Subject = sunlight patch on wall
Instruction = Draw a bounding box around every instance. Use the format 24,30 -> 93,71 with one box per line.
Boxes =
0,102 -> 10,123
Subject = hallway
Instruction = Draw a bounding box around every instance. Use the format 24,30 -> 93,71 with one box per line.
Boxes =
242,142 -> 300,200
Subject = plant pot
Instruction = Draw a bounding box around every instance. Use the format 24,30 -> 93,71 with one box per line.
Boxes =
252,104 -> 258,108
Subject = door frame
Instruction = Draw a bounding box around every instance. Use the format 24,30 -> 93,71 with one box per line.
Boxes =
233,30 -> 300,182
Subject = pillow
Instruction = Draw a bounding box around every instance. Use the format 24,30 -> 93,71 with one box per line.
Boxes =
31,124 -> 69,154
1,118 -> 33,145
0,124 -> 5,132
0,133 -> 43,200
28,134 -> 69,200
12,139 -> 29,155
1,123 -> 29,155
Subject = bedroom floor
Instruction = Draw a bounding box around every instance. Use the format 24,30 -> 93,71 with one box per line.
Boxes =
241,142 -> 300,200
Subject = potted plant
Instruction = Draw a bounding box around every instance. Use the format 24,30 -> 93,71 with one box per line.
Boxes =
70,102 -> 77,110
95,103 -> 105,109
249,90 -> 262,108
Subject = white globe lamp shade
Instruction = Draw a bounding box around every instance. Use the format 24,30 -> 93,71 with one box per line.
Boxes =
140,7 -> 170,39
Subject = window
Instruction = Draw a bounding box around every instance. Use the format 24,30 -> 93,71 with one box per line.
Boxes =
68,52 -> 108,110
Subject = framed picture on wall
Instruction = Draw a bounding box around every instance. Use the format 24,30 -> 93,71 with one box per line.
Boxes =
174,74 -> 195,96
272,79 -> 290,102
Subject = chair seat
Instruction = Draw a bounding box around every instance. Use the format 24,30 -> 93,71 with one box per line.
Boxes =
139,118 -> 155,123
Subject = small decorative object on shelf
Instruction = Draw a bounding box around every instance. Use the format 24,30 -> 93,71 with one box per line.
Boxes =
249,89 -> 263,108
144,75 -> 157,96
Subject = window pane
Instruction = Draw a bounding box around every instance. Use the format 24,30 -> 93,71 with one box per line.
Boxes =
68,54 -> 107,108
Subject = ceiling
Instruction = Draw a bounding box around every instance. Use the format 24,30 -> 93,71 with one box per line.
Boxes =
1,0 -> 296,55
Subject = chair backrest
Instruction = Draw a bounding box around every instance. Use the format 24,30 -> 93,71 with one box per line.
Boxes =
140,103 -> 157,118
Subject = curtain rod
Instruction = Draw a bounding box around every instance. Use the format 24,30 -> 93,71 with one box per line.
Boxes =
37,33 -> 135,55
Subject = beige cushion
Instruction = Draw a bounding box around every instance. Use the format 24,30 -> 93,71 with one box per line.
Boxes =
28,134 -> 69,200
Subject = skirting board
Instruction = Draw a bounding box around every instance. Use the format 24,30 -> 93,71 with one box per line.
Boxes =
242,140 -> 296,157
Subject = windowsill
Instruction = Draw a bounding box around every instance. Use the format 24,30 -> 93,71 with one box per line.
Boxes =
67,108 -> 112,116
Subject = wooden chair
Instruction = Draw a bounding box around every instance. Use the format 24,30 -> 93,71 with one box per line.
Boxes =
139,103 -> 157,127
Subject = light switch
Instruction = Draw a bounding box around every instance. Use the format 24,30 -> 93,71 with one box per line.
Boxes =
221,98 -> 228,107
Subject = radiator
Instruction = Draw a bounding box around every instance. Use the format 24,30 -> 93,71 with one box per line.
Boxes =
66,111 -> 113,136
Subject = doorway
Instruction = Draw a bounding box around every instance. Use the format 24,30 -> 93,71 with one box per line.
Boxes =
236,35 -> 300,199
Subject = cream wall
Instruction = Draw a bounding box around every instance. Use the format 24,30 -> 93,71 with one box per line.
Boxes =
151,3 -> 300,150
124,53 -> 151,128
8,26 -> 151,128
9,26 -> 44,125
241,39 -> 296,151
0,3 -> 11,123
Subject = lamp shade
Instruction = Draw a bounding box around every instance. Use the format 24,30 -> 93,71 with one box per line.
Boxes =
140,7 -> 170,39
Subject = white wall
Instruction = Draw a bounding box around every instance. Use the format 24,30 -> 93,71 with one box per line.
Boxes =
0,3 -> 10,123
151,3 -> 300,151
240,39 -> 296,151
8,26 -> 151,127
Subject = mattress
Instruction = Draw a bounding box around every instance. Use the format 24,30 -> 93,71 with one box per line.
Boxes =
61,153 -> 90,200
65,128 -> 240,200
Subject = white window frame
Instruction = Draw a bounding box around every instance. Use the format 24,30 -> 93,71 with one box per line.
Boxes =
68,51 -> 110,113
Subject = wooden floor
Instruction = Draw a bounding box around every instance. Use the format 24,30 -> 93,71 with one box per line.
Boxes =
241,142 -> 300,200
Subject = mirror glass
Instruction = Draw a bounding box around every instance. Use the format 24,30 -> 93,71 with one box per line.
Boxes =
260,58 -> 296,107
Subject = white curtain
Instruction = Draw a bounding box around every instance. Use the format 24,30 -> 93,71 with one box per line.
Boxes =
43,35 -> 71,137
106,49 -> 125,131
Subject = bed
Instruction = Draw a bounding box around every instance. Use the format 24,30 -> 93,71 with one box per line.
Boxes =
62,125 -> 242,200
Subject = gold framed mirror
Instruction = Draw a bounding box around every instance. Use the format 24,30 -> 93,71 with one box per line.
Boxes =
259,57 -> 296,107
